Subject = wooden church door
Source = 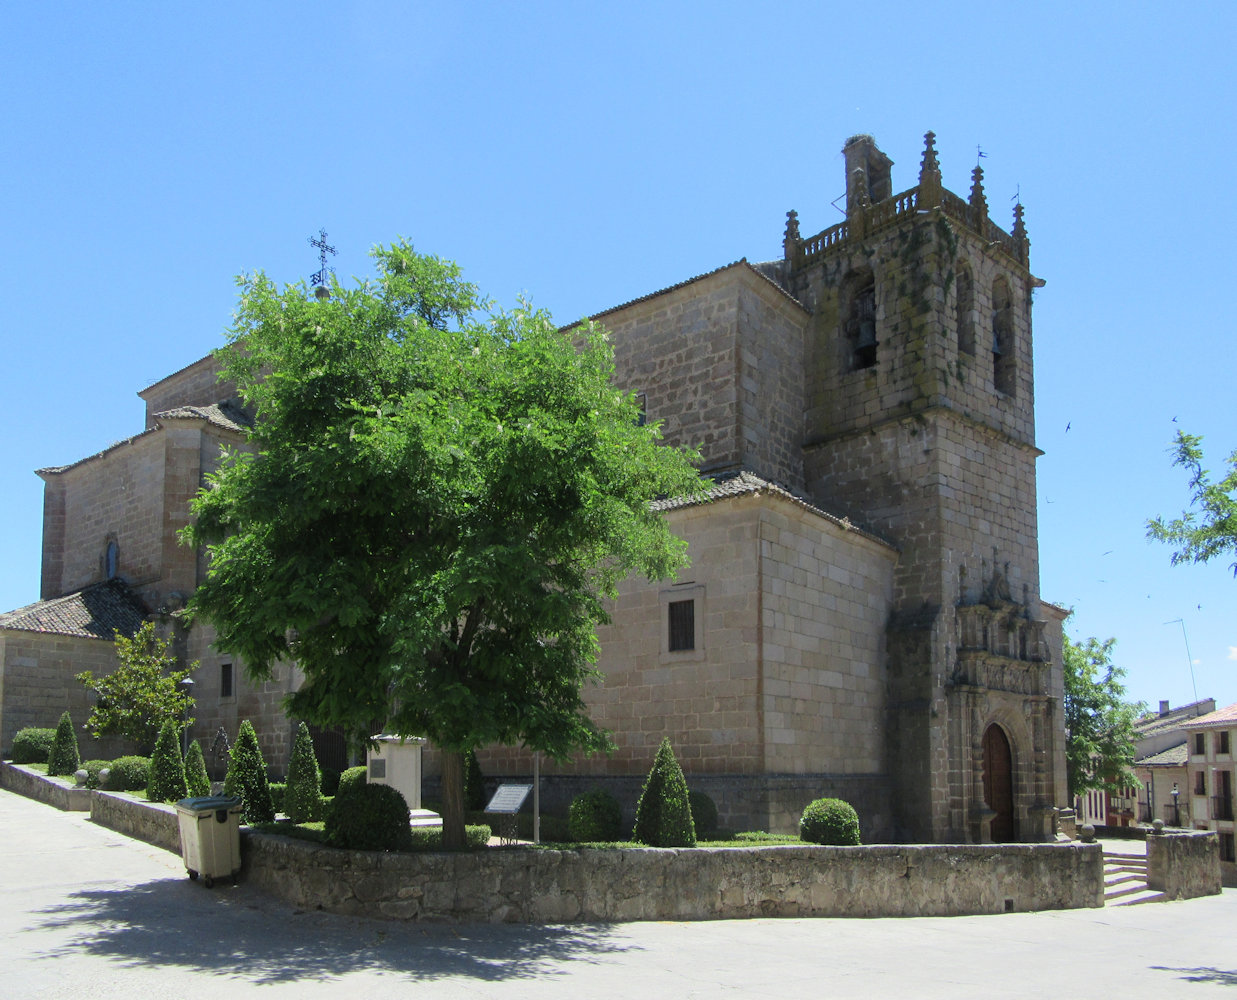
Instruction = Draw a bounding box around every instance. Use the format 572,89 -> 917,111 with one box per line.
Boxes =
983,723 -> 1015,841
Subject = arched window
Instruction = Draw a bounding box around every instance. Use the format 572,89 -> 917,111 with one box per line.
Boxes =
992,278 -> 1015,395
956,263 -> 975,355
843,270 -> 877,371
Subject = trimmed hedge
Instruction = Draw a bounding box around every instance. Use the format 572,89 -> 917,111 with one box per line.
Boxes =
337,765 -> 367,797
80,760 -> 110,790
799,797 -> 861,845
284,722 -> 323,823
147,719 -> 187,803
11,728 -> 57,765
48,712 -> 81,777
223,721 -> 275,824
105,756 -> 151,791
568,789 -> 623,842
325,781 -> 413,852
185,740 -> 211,797
632,738 -> 696,847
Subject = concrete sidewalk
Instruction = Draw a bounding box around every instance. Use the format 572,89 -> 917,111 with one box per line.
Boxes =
1,787 -> 1233,999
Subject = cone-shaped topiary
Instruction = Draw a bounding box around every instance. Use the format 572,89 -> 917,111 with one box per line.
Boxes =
463,748 -> 486,812
285,722 -> 323,823
632,737 -> 696,847
47,711 -> 81,777
799,797 -> 861,845
147,718 -> 187,803
184,739 -> 211,797
223,720 -> 274,823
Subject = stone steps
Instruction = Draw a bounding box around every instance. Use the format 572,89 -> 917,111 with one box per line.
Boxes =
1103,852 -> 1166,906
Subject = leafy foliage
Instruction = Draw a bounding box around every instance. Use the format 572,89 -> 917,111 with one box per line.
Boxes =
223,720 -> 274,823
10,728 -> 57,764
80,760 -> 110,790
48,713 -> 81,776
325,781 -> 413,852
76,622 -> 195,753
184,242 -> 703,847
1147,431 -> 1237,575
568,788 -> 623,842
632,738 -> 696,847
285,722 -> 324,823
1063,635 -> 1144,800
184,740 -> 211,797
799,798 -> 861,845
147,719 -> 187,803
104,756 -> 150,791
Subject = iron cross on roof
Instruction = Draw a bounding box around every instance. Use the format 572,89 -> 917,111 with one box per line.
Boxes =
308,228 -> 337,291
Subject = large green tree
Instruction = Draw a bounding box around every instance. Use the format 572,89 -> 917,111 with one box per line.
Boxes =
1147,430 -> 1237,576
77,621 -> 195,754
1063,634 -> 1144,801
184,241 -> 703,847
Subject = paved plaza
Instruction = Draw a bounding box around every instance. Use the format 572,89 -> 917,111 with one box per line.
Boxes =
1,787 -> 1233,999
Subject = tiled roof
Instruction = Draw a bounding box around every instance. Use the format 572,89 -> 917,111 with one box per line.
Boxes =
1135,699 -> 1217,738
653,470 -> 894,550
0,580 -> 147,640
1136,742 -> 1189,767
1188,702 -> 1237,730
155,400 -> 252,434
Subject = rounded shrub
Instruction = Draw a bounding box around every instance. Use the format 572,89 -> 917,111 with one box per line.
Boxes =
688,790 -> 719,837
147,719 -> 187,803
568,788 -> 623,842
320,768 -> 341,797
105,756 -> 151,791
337,765 -> 367,797
184,740 -> 211,797
48,711 -> 82,777
284,722 -> 323,823
799,797 -> 861,845
325,782 -> 413,852
632,737 -> 696,847
11,727 -> 57,765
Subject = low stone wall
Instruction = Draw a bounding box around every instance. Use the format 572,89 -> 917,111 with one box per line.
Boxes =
0,762 -> 90,811
243,835 -> 1103,923
90,790 -> 181,854
1146,830 -> 1222,899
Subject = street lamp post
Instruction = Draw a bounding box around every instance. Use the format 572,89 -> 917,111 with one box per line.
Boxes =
1171,782 -> 1181,827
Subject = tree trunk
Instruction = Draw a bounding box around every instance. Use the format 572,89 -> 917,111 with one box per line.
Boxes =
441,749 -> 466,850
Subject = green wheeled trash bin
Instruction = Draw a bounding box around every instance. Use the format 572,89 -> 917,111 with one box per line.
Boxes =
176,795 -> 243,888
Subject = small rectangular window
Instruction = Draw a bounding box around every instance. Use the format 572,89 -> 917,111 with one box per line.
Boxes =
1195,733 -> 1206,755
1195,770 -> 1206,796
1219,731 -> 1231,754
1221,833 -> 1235,864
220,663 -> 234,700
668,599 -> 695,652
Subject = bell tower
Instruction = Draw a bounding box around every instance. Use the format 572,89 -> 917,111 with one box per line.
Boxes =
782,132 -> 1066,842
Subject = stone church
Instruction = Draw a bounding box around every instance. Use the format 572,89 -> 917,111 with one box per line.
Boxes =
0,133 -> 1068,842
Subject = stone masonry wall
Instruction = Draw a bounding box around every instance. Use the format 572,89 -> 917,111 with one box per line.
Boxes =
243,834 -> 1103,922
0,630 -> 119,756
1147,829 -> 1223,899
138,353 -> 234,427
52,433 -> 166,603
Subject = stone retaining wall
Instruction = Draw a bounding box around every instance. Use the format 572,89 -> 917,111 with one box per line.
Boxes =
1147,830 -> 1222,899
243,834 -> 1103,923
0,762 -> 90,811
89,790 -> 181,853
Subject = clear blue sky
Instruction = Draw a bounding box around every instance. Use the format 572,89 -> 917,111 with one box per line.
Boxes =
2,2 -> 1233,712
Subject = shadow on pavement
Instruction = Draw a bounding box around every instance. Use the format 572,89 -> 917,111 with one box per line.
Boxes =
1149,966 -> 1237,986
28,877 -> 634,986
